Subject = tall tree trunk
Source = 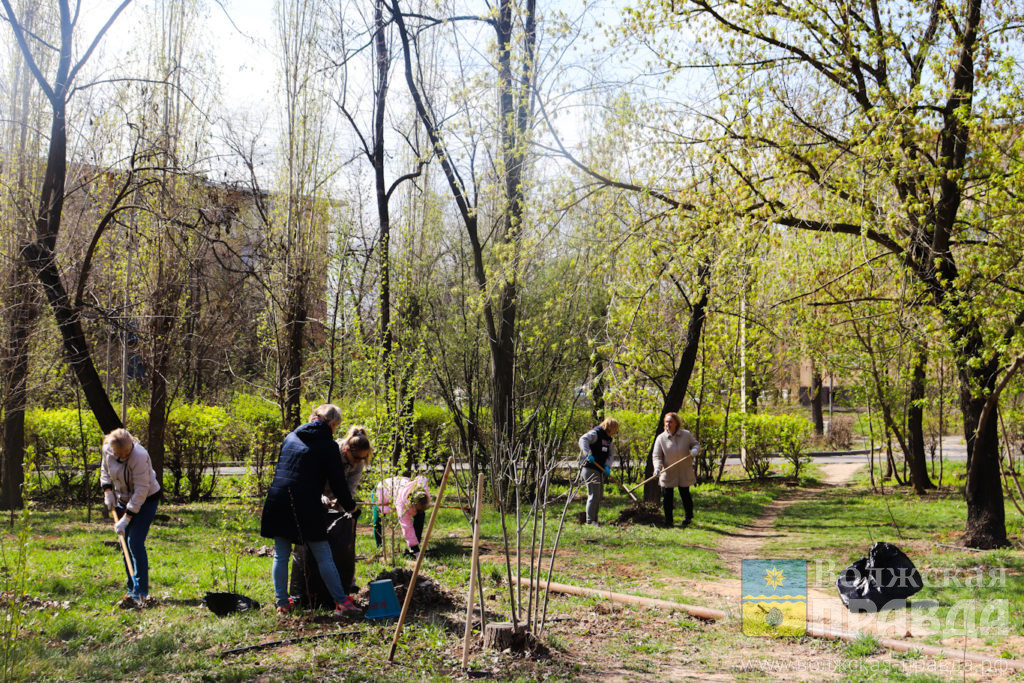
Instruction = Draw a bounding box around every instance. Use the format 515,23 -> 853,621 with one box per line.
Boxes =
745,369 -> 760,413
905,349 -> 935,494
1,28 -> 39,511
644,262 -> 711,503
591,354 -> 605,423
281,286 -> 307,431
810,364 -> 824,435
10,1 -> 125,435
146,284 -> 180,482
0,266 -> 35,510
958,354 -> 1006,548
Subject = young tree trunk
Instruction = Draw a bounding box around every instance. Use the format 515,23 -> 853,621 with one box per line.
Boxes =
905,349 -> 935,494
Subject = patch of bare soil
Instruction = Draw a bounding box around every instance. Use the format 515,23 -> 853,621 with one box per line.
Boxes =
365,568 -> 457,613
242,545 -> 274,557
612,502 -> 665,527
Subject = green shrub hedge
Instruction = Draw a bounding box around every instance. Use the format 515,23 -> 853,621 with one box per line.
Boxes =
22,397 -> 817,505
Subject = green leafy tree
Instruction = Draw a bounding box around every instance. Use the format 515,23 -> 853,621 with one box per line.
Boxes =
621,0 -> 1024,547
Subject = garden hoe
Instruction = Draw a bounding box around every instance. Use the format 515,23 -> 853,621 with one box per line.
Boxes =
111,508 -> 135,578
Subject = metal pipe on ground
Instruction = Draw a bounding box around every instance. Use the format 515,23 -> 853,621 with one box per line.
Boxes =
516,577 -> 1024,673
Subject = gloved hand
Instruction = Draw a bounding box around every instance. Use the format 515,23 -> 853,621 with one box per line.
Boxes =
604,465 -> 611,477
103,490 -> 116,509
350,507 -> 362,522
114,513 -> 130,535
405,546 -> 419,558
654,466 -> 662,477
586,454 -> 595,464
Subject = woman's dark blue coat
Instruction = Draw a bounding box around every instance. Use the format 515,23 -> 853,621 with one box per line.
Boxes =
260,420 -> 356,543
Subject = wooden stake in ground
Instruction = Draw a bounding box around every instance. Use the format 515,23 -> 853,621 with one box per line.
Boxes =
462,473 -> 485,667
387,456 -> 454,663
625,455 -> 692,498
112,509 -> 135,577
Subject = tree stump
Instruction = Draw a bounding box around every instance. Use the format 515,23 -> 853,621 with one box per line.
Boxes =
483,622 -> 516,651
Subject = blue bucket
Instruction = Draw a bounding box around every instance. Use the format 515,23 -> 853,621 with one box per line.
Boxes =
366,579 -> 401,619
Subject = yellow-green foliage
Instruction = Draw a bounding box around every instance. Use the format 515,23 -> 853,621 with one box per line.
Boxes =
24,408 -> 105,504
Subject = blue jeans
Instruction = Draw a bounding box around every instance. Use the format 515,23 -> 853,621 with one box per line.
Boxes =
119,493 -> 159,598
273,537 -> 348,607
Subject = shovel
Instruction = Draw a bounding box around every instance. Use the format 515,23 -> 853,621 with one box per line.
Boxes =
112,508 -> 135,577
609,473 -> 640,503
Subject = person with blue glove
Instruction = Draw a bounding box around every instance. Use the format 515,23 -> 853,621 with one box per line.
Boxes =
578,418 -> 619,525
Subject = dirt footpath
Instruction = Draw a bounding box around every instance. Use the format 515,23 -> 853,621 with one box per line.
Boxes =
690,463 -> 932,638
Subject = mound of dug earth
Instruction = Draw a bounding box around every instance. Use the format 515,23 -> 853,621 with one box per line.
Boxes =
613,503 -> 665,526
370,568 -> 457,612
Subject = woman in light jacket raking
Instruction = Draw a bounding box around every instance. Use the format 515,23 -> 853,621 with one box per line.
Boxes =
100,428 -> 162,608
652,412 -> 700,527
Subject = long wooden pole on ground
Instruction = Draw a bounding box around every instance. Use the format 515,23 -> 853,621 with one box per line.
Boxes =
387,457 -> 454,663
112,509 -> 135,576
461,473 -> 485,667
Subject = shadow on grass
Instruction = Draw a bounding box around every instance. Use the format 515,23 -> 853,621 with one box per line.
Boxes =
426,537 -> 471,559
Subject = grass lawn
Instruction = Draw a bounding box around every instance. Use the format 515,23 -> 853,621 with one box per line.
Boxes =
1,473 -> 785,681
3,462 -> 1022,681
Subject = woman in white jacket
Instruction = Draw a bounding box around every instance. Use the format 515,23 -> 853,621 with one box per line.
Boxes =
652,412 -> 699,528
100,428 -> 161,607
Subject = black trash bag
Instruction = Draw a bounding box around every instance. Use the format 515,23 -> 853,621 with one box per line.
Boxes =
836,542 -> 923,613
203,591 -> 260,616
289,510 -> 357,609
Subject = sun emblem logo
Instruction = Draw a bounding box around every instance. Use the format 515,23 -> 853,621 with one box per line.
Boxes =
764,566 -> 785,589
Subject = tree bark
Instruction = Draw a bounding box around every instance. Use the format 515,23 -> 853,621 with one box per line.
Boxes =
905,349 -> 935,494
281,286 -> 307,431
958,355 -> 1006,548
0,268 -> 34,510
810,364 -> 824,435
1,26 -> 40,511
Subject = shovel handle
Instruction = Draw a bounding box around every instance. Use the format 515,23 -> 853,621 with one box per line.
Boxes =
112,509 -> 135,577
625,455 -> 693,496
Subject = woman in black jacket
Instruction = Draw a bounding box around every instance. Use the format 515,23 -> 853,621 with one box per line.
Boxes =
260,404 -> 360,616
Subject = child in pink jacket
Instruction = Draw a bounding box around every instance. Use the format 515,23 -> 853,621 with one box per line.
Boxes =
373,476 -> 431,556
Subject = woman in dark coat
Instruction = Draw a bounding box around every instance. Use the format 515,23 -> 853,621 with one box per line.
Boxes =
260,404 -> 360,616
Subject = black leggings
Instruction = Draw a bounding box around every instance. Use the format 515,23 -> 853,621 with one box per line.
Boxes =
662,486 -> 693,524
